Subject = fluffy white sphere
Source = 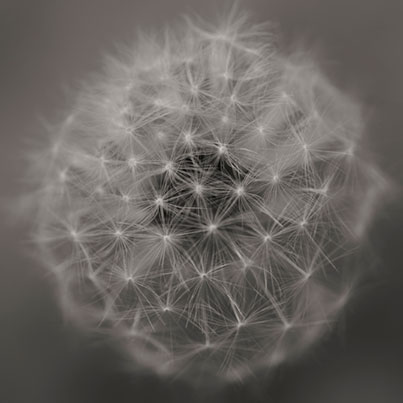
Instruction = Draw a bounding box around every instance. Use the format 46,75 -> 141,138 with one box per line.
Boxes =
30,10 -> 386,381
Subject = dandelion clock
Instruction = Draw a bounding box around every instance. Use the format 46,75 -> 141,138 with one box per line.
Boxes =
27,9 -> 387,381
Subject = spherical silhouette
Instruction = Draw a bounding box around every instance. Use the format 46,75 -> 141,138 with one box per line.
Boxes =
30,10 -> 386,380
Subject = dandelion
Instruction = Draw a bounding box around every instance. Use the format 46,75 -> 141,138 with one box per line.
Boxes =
28,8 -> 387,381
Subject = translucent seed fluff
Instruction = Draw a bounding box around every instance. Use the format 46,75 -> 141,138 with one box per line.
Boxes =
30,12 -> 386,380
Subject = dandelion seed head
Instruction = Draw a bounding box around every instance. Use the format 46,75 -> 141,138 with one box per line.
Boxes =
217,143 -> 228,155
236,321 -> 245,329
272,174 -> 280,184
299,219 -> 308,228
183,131 -> 193,144
156,130 -> 165,140
28,8 -> 388,382
163,161 -> 174,173
70,230 -> 79,240
207,223 -> 218,233
122,194 -> 130,203
194,183 -> 204,195
263,234 -> 272,243
283,321 -> 293,332
235,185 -> 245,197
155,196 -> 165,207
127,157 -> 138,168
222,115 -> 230,125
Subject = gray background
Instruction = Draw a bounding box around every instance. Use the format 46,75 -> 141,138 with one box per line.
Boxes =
1,0 -> 402,402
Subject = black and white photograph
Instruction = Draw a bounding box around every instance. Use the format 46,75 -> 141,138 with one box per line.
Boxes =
1,1 -> 402,402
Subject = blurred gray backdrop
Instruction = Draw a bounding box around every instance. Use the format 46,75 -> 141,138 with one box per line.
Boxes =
0,1 -> 402,402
